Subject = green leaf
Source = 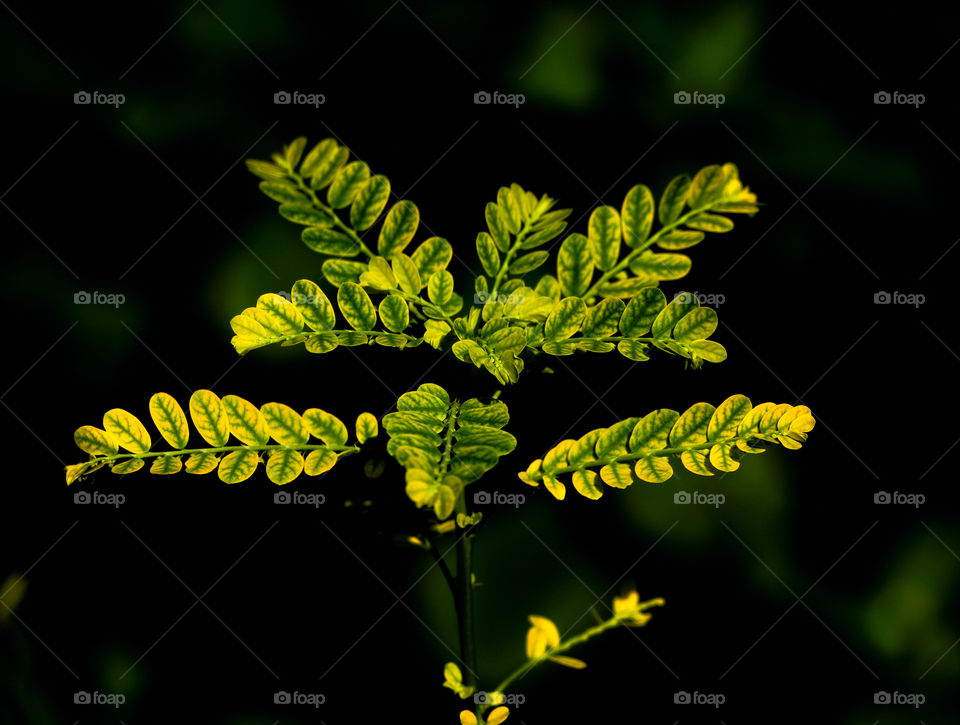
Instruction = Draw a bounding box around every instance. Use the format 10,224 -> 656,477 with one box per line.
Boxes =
619,287 -> 666,337
73,425 -> 119,456
544,297 -> 586,340
669,403 -> 715,448
497,186 -> 522,234
582,298 -> 625,337
411,237 -> 453,280
629,409 -> 680,452
338,282 -> 377,330
245,159 -> 286,180
322,259 -> 368,287
509,251 -> 549,275
485,202 -> 510,252
282,137 -> 307,169
360,256 -> 397,290
350,174 -> 391,230
185,452 -> 219,475
687,339 -> 727,363
305,333 -> 340,354
616,339 -> 650,361
588,206 -> 621,270
622,184 -> 655,247
291,279 -> 336,332
356,412 -> 379,444
379,295 -> 410,332
111,459 -> 144,475
327,160 -> 370,209
634,456 -> 674,483
686,213 -> 734,233
221,395 -> 269,446
557,233 -> 594,297
476,232 -> 500,277
708,394 -> 752,441
378,200 -> 419,258
628,252 -> 692,282
304,448 -> 338,475
651,293 -> 698,337
428,270 -> 454,306
674,307 -> 718,342
150,456 -> 182,475
103,409 -> 151,454
148,393 -> 189,449
300,138 -> 340,180
392,253 -> 422,294
687,165 -> 728,208
261,402 -> 308,447
259,180 -> 306,205
218,449 -> 260,484
302,226 -> 362,256
189,390 -> 229,447
303,409 -> 349,446
656,230 -> 705,250
658,174 -> 690,225
266,449 -> 304,484
572,469 -> 602,500
310,147 -> 349,190
278,203 -> 332,226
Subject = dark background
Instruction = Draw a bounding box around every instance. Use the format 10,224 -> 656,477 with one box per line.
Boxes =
1,1 -> 958,723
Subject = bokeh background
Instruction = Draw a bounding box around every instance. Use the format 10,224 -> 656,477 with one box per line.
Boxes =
1,0 -> 958,722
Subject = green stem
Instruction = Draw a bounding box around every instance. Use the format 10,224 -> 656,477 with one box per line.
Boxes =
581,202 -> 717,300
83,443 -> 360,466
489,221 -> 531,299
397,291 -> 463,340
455,491 -> 477,690
290,174 -> 375,259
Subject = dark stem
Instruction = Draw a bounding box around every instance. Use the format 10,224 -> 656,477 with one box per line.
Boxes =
455,494 -> 478,689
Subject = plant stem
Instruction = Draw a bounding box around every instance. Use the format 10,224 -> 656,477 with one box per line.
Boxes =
80,443 -> 361,466
290,174 -> 376,259
489,221 -> 531,299
455,490 -> 477,690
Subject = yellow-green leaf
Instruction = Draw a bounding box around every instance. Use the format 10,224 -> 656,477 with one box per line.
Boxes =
526,615 -> 560,658
189,390 -> 230,447
103,408 -> 151,454
658,174 -> 690,225
304,448 -> 337,475
378,200 -> 419,258
222,395 -> 269,446
622,183 -> 655,247
544,297 -> 586,340
392,253 -> 422,294
148,393 -> 189,449
356,412 -> 378,444
327,160 -> 369,209
261,402 -> 308,446
150,455 -> 182,475
74,425 -> 119,456
218,449 -> 260,484
350,174 -> 391,230
557,233 -> 593,297
338,282 -> 377,330
588,205 -> 621,270
303,409 -> 349,446
185,451 -> 220,474
291,279 -> 335,332
266,449 -> 304,484
112,458 -> 144,475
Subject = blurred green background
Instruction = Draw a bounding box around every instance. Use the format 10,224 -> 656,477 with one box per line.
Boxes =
1,0 -> 957,722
